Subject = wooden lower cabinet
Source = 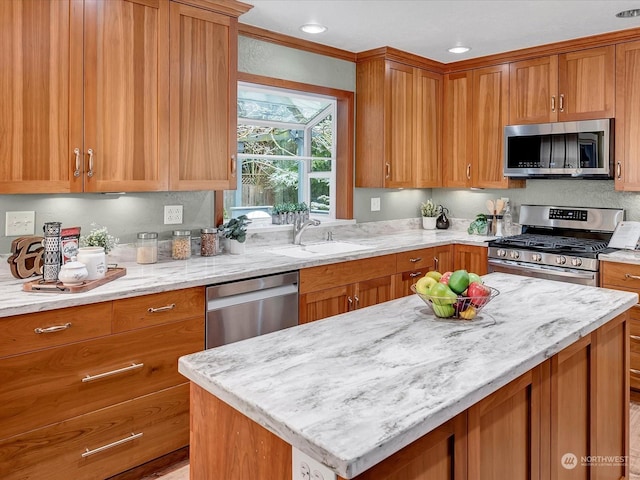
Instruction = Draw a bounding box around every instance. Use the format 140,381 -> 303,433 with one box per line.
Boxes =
394,245 -> 453,298
188,313 -> 628,480
0,384 -> 189,480
453,244 -> 488,275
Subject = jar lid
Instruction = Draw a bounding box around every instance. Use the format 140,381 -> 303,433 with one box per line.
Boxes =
201,228 -> 217,234
137,232 -> 158,239
173,230 -> 191,236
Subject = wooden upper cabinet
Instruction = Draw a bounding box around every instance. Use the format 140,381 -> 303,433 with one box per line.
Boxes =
356,57 -> 442,188
615,40 -> 640,191
510,46 -> 614,125
169,1 -> 242,190
83,0 -> 170,192
473,65 -> 524,189
443,71 -> 473,188
0,0 -> 79,193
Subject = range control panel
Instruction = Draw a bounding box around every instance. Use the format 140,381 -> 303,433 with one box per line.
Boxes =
549,208 -> 588,222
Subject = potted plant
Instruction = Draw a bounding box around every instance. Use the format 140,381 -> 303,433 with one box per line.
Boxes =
420,200 -> 438,230
218,215 -> 251,254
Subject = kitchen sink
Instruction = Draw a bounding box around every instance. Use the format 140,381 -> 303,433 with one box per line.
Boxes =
267,241 -> 373,258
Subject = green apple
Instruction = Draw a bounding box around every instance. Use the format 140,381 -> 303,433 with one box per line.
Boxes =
426,270 -> 442,282
432,303 -> 455,318
448,270 -> 470,294
415,276 -> 437,295
428,283 -> 457,305
468,272 -> 483,285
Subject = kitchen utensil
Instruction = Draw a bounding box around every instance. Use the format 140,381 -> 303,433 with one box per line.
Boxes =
495,199 -> 505,214
486,200 -> 495,214
42,221 -> 62,282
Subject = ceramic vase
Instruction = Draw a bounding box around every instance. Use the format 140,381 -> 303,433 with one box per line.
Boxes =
422,217 -> 437,230
227,239 -> 245,255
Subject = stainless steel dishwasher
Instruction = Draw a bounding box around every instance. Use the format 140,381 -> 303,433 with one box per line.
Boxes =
205,271 -> 299,349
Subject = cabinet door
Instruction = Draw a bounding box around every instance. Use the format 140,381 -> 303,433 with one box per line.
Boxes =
509,56 -> 558,124
299,285 -> 351,324
473,65 -> 523,189
615,40 -> 640,191
415,69 -> 442,188
433,244 -> 454,273
356,276 -> 393,309
453,245 -> 488,275
558,46 -> 614,121
83,0 -> 169,192
443,72 -> 473,187
0,0 -> 81,193
385,61 -> 415,188
169,2 -> 236,190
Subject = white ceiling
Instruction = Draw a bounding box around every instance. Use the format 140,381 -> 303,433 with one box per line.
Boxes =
240,1 -> 640,63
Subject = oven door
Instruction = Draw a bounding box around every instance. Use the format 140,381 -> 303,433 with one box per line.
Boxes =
488,259 -> 598,286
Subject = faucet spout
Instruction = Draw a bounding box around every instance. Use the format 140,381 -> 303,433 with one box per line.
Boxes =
293,218 -> 321,245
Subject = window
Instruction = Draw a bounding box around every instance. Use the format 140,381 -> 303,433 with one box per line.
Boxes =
224,82 -> 337,222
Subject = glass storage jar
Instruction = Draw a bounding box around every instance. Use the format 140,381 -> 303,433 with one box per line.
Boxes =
200,228 -> 218,257
136,232 -> 158,264
172,230 -> 191,260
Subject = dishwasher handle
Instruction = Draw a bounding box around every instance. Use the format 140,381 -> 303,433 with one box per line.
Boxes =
207,284 -> 298,311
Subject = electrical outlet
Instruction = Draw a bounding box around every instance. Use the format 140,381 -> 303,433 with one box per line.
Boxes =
292,448 -> 336,480
5,211 -> 35,236
370,197 -> 381,212
164,205 -> 183,225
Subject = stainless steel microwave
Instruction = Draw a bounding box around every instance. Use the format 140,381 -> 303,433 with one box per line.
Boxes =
503,119 -> 613,178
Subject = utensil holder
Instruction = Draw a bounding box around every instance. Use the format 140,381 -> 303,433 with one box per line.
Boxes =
42,221 -> 62,282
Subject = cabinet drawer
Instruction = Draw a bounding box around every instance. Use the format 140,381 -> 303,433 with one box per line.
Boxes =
300,255 -> 396,294
601,262 -> 640,291
113,287 -> 205,332
0,384 -> 189,480
0,302 -> 112,358
0,317 -> 203,439
396,248 -> 437,272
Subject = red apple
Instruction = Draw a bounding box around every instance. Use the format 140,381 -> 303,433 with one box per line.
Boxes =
468,282 -> 491,307
439,271 -> 453,285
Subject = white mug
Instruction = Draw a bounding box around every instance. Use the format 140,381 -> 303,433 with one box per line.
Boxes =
76,247 -> 106,281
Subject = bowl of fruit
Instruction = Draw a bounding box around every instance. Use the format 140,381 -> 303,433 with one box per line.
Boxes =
411,269 -> 499,320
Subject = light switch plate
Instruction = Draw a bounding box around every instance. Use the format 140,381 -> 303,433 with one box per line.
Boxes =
371,197 -> 381,212
5,211 -> 35,236
292,447 -> 336,480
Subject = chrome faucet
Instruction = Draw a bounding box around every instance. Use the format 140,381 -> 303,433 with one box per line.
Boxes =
293,218 -> 321,244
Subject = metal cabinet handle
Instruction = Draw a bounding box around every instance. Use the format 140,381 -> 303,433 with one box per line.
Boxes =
81,363 -> 144,383
434,257 -> 439,270
147,303 -> 176,313
551,95 -> 556,112
73,148 -> 81,177
409,272 -> 422,278
82,432 -> 143,458
631,335 -> 640,342
385,163 -> 391,179
409,257 -> 422,263
231,154 -> 237,177
354,295 -> 359,308
347,296 -> 353,311
559,94 -> 564,112
87,148 -> 94,178
631,368 -> 640,376
466,164 -> 471,180
625,273 -> 640,281
617,161 -> 622,179
34,322 -> 72,334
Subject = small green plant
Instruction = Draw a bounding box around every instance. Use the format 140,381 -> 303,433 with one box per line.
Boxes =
468,214 -> 489,235
80,224 -> 119,254
218,215 -> 251,243
420,199 -> 438,217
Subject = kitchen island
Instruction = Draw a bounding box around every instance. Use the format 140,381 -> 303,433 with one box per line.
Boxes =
179,273 -> 638,480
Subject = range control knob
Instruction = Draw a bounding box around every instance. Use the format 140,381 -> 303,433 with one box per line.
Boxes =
556,255 -> 567,265
509,250 -> 520,259
532,253 -> 542,262
571,257 -> 582,267
497,249 -> 507,257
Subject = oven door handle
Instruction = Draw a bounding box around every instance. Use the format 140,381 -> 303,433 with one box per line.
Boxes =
488,259 -> 596,280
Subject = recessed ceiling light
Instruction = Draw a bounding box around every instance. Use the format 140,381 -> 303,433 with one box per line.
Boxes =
448,46 -> 471,54
616,8 -> 640,18
300,23 -> 327,34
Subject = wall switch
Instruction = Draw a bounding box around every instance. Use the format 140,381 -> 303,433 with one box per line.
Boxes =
370,197 -> 381,212
5,211 -> 35,236
164,205 -> 183,225
292,447 -> 336,480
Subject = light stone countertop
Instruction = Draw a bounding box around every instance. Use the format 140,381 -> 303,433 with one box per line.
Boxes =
600,249 -> 640,266
178,272 -> 638,478
0,223 -> 491,318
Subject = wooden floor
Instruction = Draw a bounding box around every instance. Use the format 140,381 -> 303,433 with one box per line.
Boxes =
152,403 -> 640,480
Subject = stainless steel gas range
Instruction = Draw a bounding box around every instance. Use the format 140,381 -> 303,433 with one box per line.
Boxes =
487,205 -> 624,286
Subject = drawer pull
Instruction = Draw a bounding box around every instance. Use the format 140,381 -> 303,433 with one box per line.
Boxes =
625,273 -> 640,281
409,272 -> 422,278
631,369 -> 640,376
34,323 -> 72,334
147,303 -> 176,313
81,432 -> 143,458
631,335 -> 640,342
82,363 -> 144,383
409,257 -> 422,263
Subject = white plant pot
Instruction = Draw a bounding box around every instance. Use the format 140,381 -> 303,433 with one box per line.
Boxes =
228,239 -> 245,255
422,217 -> 437,230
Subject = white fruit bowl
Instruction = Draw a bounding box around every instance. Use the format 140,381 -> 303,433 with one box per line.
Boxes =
411,284 -> 500,320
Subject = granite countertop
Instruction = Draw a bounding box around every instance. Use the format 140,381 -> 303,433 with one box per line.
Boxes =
178,272 -> 638,479
0,225 -> 490,318
600,249 -> 640,266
